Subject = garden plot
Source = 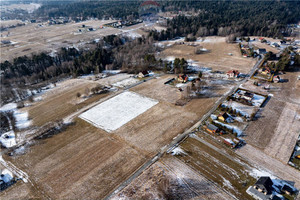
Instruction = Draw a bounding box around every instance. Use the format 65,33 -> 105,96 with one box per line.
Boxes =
79,91 -> 158,132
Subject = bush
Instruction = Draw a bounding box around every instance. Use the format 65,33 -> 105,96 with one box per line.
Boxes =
28,95 -> 34,102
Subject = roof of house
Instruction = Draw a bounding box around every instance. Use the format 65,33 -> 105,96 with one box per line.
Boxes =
294,150 -> 300,157
207,124 -> 218,131
140,70 -> 149,75
282,184 -> 295,193
271,195 -> 283,200
218,112 -> 231,119
255,177 -> 273,191
227,70 -> 240,74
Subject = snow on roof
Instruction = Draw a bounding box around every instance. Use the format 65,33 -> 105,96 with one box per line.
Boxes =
0,169 -> 13,183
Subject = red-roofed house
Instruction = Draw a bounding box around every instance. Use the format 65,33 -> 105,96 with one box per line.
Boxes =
227,70 -> 240,78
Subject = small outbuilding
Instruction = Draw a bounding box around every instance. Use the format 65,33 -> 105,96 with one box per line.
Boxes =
205,124 -> 219,134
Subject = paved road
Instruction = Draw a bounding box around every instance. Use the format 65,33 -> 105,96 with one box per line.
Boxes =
104,56 -> 264,199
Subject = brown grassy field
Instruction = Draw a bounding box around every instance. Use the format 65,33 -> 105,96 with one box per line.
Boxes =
176,136 -> 256,199
3,118 -> 148,199
243,98 -> 286,149
23,78 -> 110,127
111,156 -> 234,200
130,75 -> 181,104
0,20 -> 24,27
0,181 -> 39,200
2,74 -> 235,199
236,144 -> 300,188
122,74 -> 232,154
242,71 -> 300,162
159,36 -> 256,73
0,20 -> 119,62
264,102 -> 300,163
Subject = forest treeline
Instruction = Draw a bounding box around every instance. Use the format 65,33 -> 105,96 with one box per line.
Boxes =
0,35 -> 161,104
150,1 -> 300,39
33,0 -> 300,38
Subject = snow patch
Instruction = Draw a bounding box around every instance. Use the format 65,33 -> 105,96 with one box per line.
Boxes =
234,116 -> 244,122
176,83 -> 185,88
170,147 -> 187,156
222,177 -> 234,190
112,77 -> 139,88
79,91 -> 158,132
102,70 -> 121,74
0,131 -> 16,148
252,94 -> 265,107
0,103 -> 32,130
248,168 -> 276,179
164,56 -> 175,62
210,114 -> 217,120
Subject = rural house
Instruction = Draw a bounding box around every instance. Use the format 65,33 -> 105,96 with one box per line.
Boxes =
235,90 -> 254,101
226,70 -> 240,78
205,124 -> 220,134
261,67 -> 272,76
218,112 -> 233,123
255,48 -> 267,54
0,169 -> 14,191
253,177 -> 273,195
138,70 -> 149,78
177,74 -> 188,83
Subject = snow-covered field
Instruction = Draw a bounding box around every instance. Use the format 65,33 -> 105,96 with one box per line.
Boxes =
79,91 -> 158,132
112,77 -> 139,88
0,103 -> 31,130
